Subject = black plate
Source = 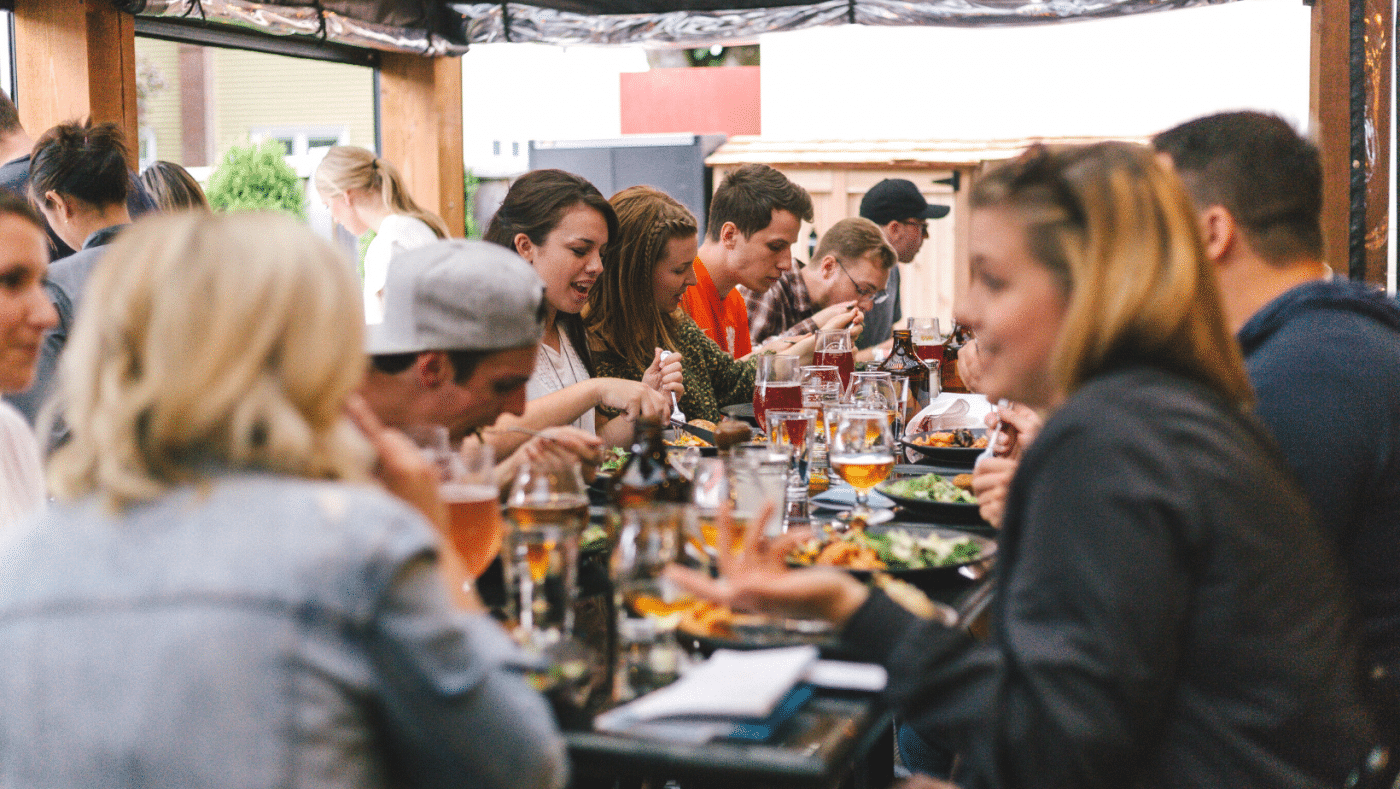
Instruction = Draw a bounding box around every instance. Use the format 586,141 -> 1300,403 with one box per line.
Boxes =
877,472 -> 985,525
720,402 -> 758,426
795,522 -> 996,596
901,428 -> 987,467
677,615 -> 843,657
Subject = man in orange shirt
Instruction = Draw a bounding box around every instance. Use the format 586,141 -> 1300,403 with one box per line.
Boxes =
682,164 -> 814,358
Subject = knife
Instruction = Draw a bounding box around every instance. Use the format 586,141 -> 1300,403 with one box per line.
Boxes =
670,418 -> 715,445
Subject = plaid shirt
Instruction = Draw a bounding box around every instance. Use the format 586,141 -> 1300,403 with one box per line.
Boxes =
740,265 -> 820,347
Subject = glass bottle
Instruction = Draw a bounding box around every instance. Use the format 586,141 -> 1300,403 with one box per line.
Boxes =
608,417 -> 692,507
942,323 -> 971,393
878,329 -> 934,419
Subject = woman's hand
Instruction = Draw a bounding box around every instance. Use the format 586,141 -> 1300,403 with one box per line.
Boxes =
594,377 -> 671,424
494,426 -> 604,489
986,401 -> 1043,460
641,348 -> 685,398
971,456 -> 1017,529
665,504 -> 870,627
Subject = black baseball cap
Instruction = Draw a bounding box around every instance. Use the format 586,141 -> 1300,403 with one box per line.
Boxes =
859,179 -> 951,225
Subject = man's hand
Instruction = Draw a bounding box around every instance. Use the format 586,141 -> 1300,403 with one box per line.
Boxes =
642,348 -> 685,397
495,426 -> 604,489
811,300 -> 862,332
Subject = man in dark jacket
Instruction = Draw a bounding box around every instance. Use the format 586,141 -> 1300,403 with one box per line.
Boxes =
1155,112 -> 1400,743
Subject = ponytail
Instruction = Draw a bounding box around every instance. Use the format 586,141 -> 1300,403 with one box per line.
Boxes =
314,146 -> 450,239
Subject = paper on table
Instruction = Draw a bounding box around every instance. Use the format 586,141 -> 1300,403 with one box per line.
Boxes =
806,660 -> 888,692
595,645 -> 819,733
908,393 -> 992,433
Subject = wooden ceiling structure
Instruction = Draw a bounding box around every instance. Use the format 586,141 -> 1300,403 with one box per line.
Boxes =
5,0 -> 1390,284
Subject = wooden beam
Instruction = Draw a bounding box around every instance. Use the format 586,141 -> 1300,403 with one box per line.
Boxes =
1311,0 -> 1353,278
13,0 -> 138,147
379,53 -> 465,238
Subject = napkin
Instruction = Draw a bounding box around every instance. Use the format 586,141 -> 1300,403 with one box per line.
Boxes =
908,393 -> 992,433
594,646 -> 820,740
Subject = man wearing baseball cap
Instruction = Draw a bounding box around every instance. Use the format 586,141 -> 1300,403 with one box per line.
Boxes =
857,178 -> 950,354
359,239 -> 600,471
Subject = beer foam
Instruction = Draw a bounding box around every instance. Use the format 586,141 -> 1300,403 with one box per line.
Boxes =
440,483 -> 496,503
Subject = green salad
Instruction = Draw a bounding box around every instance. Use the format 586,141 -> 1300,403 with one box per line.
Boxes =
880,473 -> 977,504
792,527 -> 983,570
598,446 -> 629,475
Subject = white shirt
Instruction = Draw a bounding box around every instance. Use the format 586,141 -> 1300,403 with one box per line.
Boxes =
363,215 -> 439,324
525,330 -> 596,435
0,401 -> 44,528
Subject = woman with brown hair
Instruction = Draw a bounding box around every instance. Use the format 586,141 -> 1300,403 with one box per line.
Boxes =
585,185 -> 753,424
314,145 -> 449,324
672,142 -> 1374,788
483,169 -> 677,452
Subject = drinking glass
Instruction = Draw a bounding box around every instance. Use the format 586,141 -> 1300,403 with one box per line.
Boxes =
440,441 -> 503,579
813,329 -> 855,390
766,408 -> 816,523
800,365 -> 842,438
753,354 -> 802,429
827,408 -> 897,522
503,457 -> 588,652
908,316 -> 946,372
844,370 -> 905,439
611,503 -> 694,700
691,457 -> 730,559
728,449 -> 789,538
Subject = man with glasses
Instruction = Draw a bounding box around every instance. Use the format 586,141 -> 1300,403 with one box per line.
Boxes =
856,178 -> 950,356
744,216 -> 896,346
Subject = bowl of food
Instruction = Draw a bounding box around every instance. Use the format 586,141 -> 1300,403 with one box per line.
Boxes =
877,472 -> 984,525
675,600 -> 840,655
901,428 -> 988,466
789,522 -> 994,593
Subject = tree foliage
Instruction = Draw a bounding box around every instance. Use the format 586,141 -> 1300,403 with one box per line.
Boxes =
205,140 -> 306,218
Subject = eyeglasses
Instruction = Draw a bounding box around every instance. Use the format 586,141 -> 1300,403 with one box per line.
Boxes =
901,219 -> 930,238
835,259 -> 890,305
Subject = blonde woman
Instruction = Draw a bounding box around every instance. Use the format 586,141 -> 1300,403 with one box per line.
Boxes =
672,143 -> 1373,787
315,145 -> 449,323
0,212 -> 566,789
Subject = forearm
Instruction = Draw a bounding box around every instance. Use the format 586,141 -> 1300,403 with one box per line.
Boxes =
488,381 -> 602,454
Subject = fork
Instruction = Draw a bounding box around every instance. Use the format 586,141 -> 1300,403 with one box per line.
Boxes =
659,349 -> 685,424
976,398 -> 1011,467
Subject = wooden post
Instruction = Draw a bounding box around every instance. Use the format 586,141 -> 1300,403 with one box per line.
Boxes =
1311,0 -> 1392,284
379,53 -> 465,237
12,0 -> 138,145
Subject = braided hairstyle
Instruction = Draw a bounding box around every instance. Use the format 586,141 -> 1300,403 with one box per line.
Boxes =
30,119 -> 130,211
313,146 -> 449,239
585,185 -> 697,372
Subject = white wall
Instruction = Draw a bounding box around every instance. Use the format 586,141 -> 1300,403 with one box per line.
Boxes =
760,0 -> 1313,141
460,42 -> 649,176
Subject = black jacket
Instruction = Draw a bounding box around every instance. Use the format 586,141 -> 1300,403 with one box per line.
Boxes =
842,366 -> 1374,789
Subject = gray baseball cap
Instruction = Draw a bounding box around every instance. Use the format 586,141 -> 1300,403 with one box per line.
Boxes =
366,239 -> 548,355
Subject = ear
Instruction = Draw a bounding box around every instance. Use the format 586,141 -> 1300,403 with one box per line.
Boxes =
513,232 -> 534,261
414,351 -> 453,389
719,221 -> 740,250
818,254 -> 840,279
44,191 -> 71,222
1198,205 -> 1235,265
883,220 -> 904,238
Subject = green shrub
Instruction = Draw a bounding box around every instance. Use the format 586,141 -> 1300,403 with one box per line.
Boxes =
205,140 -> 306,218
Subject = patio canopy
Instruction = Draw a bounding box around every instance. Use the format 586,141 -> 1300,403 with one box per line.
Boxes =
125,0 -> 1234,55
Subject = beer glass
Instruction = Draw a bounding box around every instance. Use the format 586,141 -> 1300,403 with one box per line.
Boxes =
844,370 -> 905,439
827,408 -> 896,522
814,329 -> 855,390
611,503 -> 694,700
503,457 -> 588,652
753,354 -> 802,429
440,441 -> 503,579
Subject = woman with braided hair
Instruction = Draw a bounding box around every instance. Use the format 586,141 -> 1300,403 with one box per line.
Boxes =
314,146 -> 449,324
585,185 -> 754,424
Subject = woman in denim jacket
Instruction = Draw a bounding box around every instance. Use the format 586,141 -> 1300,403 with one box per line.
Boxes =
0,211 -> 568,789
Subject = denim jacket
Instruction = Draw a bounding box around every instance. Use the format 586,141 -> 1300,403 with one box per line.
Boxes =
0,473 -> 567,789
